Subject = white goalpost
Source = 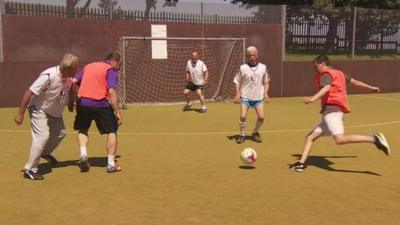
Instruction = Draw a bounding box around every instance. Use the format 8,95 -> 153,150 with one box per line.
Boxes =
118,36 -> 246,108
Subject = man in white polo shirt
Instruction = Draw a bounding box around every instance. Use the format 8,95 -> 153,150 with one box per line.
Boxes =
15,53 -> 79,180
233,46 -> 270,144
182,51 -> 209,113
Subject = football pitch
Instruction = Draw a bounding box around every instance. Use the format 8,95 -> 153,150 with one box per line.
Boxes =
1,93 -> 399,225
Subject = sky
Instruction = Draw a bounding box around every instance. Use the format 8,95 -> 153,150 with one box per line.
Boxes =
6,0 -> 257,16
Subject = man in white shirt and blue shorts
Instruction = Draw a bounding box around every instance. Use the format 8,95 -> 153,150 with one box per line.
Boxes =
183,51 -> 209,113
233,46 -> 270,144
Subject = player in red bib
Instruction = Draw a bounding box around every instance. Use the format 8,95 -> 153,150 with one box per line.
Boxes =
290,55 -> 390,172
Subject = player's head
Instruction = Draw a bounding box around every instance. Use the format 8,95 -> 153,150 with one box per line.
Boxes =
59,53 -> 79,78
246,46 -> 258,65
191,51 -> 199,63
313,55 -> 330,73
105,51 -> 122,70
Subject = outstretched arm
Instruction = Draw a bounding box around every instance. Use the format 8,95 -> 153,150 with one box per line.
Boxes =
350,78 -> 380,92
303,85 -> 331,104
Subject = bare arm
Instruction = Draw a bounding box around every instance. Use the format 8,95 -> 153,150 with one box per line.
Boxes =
264,81 -> 270,102
234,83 -> 241,103
15,90 -> 33,125
108,88 -> 122,125
185,72 -> 190,82
68,83 -> 76,112
303,85 -> 331,104
350,78 -> 380,92
204,71 -> 209,84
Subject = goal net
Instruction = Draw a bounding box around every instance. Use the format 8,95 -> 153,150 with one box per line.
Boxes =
118,37 -> 245,106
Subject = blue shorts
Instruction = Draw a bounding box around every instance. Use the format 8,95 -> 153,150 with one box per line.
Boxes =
241,98 -> 263,108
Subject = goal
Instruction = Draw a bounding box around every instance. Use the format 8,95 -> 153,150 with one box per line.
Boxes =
118,37 -> 246,106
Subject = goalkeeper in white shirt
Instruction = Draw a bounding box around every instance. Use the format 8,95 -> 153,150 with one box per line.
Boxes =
182,51 -> 209,113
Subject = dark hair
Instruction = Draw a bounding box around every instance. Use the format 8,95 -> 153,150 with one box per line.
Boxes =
105,51 -> 121,61
313,55 -> 330,66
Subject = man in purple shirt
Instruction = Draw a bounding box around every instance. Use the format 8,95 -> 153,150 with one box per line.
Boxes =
72,51 -> 123,173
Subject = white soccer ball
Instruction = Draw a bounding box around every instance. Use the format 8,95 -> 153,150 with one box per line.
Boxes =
241,147 -> 257,164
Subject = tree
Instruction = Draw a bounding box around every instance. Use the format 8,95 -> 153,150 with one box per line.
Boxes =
227,0 -> 400,53
144,0 -> 178,21
66,0 -> 92,17
99,0 -> 122,19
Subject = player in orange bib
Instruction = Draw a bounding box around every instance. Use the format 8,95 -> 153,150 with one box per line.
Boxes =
290,55 -> 390,172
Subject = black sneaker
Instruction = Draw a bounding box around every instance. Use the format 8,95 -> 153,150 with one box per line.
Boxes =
252,132 -> 262,143
23,170 -> 44,180
41,154 -> 59,164
236,135 -> 245,144
374,132 -> 390,156
289,161 -> 306,172
79,155 -> 90,172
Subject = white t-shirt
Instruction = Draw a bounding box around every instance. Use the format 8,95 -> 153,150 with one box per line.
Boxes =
29,66 -> 72,118
233,62 -> 270,101
186,60 -> 208,85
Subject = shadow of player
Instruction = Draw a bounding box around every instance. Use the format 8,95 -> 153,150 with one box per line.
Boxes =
183,108 -> 203,113
291,154 -> 381,176
38,155 -> 122,175
226,134 -> 258,143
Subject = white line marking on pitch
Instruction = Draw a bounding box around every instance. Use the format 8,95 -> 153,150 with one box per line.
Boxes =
1,120 -> 399,135
354,95 -> 400,102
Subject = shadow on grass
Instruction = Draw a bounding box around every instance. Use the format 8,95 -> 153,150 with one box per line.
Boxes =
239,165 -> 256,170
183,108 -> 204,113
227,135 -> 259,143
38,155 -> 122,175
291,154 -> 381,176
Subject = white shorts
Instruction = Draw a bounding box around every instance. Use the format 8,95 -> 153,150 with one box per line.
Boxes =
312,111 -> 344,136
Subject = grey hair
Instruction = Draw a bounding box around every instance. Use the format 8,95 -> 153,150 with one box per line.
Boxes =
59,53 -> 79,70
246,46 -> 258,55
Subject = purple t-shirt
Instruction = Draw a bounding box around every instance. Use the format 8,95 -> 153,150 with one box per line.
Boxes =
75,61 -> 119,108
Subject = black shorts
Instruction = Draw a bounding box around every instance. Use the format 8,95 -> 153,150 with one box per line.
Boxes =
74,106 -> 118,134
185,82 -> 203,92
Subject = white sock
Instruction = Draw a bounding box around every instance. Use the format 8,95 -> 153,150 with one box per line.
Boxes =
253,120 -> 264,133
201,105 -> 206,109
80,146 -> 87,157
108,155 -> 115,166
239,121 -> 246,136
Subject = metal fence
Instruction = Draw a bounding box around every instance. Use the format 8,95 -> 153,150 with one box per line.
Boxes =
2,1 -> 400,55
3,1 -> 282,24
286,6 -> 400,55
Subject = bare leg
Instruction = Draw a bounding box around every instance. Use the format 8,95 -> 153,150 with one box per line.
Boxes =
253,103 -> 265,134
77,130 -> 89,153
107,133 -> 117,157
333,134 -> 374,145
299,131 -> 323,163
183,89 -> 191,105
196,89 -> 206,107
239,103 -> 249,136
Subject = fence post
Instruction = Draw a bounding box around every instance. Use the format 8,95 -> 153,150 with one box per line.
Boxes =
280,5 -> 287,97
351,6 -> 357,59
281,5 -> 286,61
0,0 -> 4,63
